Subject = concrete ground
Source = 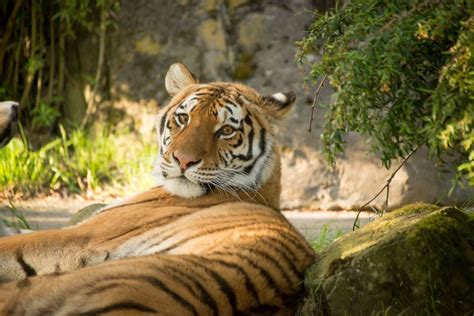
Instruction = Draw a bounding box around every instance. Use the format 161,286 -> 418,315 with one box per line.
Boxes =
0,197 -> 373,239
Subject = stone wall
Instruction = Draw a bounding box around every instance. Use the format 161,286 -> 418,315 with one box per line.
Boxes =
95,0 -> 471,210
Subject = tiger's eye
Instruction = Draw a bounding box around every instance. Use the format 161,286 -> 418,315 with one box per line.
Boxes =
219,125 -> 235,137
175,113 -> 189,126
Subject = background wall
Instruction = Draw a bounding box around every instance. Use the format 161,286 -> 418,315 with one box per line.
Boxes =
78,0 -> 470,210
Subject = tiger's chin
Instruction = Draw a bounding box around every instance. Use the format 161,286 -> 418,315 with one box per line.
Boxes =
162,177 -> 207,199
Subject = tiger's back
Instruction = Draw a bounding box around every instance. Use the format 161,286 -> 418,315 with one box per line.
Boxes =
1,202 -> 315,315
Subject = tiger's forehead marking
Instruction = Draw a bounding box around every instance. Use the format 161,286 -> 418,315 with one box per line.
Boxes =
216,102 -> 246,127
177,91 -> 247,128
176,95 -> 199,113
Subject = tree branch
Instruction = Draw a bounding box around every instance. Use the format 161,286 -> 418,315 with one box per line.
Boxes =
308,75 -> 328,133
352,147 -> 418,230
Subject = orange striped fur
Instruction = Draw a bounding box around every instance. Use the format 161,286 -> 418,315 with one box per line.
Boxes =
0,64 -> 316,315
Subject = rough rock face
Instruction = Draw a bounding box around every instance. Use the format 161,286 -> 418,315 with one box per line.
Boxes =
83,0 -> 470,209
298,204 -> 474,315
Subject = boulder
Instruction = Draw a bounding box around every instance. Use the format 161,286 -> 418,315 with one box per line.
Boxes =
299,203 -> 474,315
67,203 -> 107,226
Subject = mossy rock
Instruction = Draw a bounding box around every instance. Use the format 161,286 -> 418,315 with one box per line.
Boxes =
67,203 -> 107,226
299,203 -> 474,315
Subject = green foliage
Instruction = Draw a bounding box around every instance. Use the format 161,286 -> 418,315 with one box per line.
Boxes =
2,200 -> 32,231
0,0 -> 119,135
297,0 -> 473,185
311,224 -> 343,252
0,130 -> 157,197
31,100 -> 61,129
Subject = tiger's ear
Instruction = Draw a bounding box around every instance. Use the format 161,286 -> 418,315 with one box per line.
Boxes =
259,91 -> 296,120
165,63 -> 199,96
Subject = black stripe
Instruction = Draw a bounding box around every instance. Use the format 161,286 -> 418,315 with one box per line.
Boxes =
217,245 -> 293,287
213,251 -> 286,301
40,273 -> 196,315
192,91 -> 214,97
244,127 -> 266,175
230,134 -> 243,148
180,256 -> 236,314
99,214 -> 186,243
206,257 -> 260,305
85,282 -> 121,296
148,219 -> 264,252
15,251 -> 36,277
257,238 -> 303,281
155,221 -> 304,256
141,275 -> 198,315
225,105 -> 235,115
149,263 -> 216,315
255,225 -> 315,260
86,274 -> 198,315
243,304 -> 281,314
79,257 -> 87,268
158,257 -> 219,316
137,215 -> 262,251
78,301 -> 157,315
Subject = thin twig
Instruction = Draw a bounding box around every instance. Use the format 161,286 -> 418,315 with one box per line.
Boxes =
384,180 -> 390,213
352,147 -> 418,230
308,75 -> 328,133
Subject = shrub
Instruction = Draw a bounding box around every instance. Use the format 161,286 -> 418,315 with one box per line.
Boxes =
0,128 -> 156,197
297,0 -> 473,186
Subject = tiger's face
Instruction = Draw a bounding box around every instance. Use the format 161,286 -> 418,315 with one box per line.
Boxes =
154,63 -> 295,198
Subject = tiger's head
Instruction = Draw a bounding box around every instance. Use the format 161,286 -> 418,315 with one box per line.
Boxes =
155,63 -> 295,199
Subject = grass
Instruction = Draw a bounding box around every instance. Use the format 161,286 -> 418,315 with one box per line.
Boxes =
1,200 -> 32,231
310,224 -> 344,252
0,127 -> 157,198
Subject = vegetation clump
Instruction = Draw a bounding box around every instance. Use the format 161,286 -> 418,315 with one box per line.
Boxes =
297,0 -> 473,186
0,129 -> 156,198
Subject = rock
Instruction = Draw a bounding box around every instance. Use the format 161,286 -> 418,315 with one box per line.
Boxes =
67,203 -> 107,226
299,203 -> 474,315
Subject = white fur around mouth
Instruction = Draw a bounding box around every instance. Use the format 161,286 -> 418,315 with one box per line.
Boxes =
162,176 -> 206,198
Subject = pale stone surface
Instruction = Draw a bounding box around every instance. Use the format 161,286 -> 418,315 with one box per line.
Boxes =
77,0 -> 472,210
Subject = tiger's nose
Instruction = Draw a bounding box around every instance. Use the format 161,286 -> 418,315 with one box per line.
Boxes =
173,151 -> 201,171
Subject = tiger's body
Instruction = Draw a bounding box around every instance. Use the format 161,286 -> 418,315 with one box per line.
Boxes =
0,64 -> 316,315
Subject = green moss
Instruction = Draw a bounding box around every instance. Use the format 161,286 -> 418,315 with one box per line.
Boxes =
301,203 -> 474,315
388,202 -> 440,217
232,53 -> 255,80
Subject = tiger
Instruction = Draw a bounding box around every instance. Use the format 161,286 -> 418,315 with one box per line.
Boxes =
0,63 -> 316,315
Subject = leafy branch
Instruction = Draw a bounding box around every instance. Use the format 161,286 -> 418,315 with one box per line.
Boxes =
297,0 -> 473,185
